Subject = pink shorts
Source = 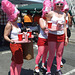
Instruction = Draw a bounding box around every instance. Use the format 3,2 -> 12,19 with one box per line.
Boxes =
48,33 -> 65,42
10,43 -> 23,64
37,37 -> 48,46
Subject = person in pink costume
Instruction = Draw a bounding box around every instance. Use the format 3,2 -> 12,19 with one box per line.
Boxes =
34,0 -> 51,73
1,0 -> 23,75
60,0 -> 70,68
45,0 -> 68,75
62,0 -> 71,30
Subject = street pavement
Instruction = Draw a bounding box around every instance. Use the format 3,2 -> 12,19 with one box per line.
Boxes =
0,28 -> 75,75
69,28 -> 75,43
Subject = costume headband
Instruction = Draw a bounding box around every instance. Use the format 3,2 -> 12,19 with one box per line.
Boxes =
54,0 -> 64,2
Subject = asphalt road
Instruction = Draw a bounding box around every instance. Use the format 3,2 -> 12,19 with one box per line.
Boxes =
0,41 -> 75,75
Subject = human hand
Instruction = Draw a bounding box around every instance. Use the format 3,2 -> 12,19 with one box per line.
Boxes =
44,28 -> 49,35
64,38 -> 68,46
10,40 -> 15,44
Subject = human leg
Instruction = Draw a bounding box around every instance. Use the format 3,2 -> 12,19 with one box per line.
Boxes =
42,46 -> 48,64
56,42 -> 64,70
35,46 -> 45,65
10,61 -> 16,75
35,46 -> 45,72
15,64 -> 23,75
47,42 -> 56,72
41,46 -> 48,71
10,43 -> 23,75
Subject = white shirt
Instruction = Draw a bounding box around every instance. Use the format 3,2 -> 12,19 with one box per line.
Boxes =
38,19 -> 48,39
49,13 -> 65,35
10,25 -> 21,40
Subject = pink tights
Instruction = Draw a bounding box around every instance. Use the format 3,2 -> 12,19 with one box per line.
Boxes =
47,42 -> 64,72
35,46 -> 48,65
10,61 -> 22,75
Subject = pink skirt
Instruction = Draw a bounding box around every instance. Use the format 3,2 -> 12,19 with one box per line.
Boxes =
48,33 -> 65,42
10,43 -> 23,64
37,37 -> 48,46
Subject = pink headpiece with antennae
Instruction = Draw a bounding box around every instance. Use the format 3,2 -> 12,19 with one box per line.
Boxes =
53,0 -> 65,10
1,0 -> 20,21
62,0 -> 69,11
42,0 -> 51,18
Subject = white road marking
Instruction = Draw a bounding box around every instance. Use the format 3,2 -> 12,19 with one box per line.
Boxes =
2,51 -> 11,54
63,69 -> 75,75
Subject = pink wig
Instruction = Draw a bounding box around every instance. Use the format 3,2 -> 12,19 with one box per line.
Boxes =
62,0 -> 69,11
42,0 -> 51,18
53,0 -> 65,10
7,7 -> 20,21
1,0 -> 20,21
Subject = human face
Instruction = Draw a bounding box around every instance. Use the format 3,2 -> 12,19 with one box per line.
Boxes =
56,3 -> 63,10
56,3 -> 63,6
13,14 -> 20,22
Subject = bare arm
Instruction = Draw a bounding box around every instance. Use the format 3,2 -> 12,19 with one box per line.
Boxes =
68,13 -> 72,26
64,13 -> 67,38
64,13 -> 68,46
39,18 -> 47,31
4,22 -> 14,43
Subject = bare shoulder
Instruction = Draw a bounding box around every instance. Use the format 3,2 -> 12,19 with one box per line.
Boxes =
48,11 -> 54,15
39,18 -> 44,22
47,11 -> 54,18
5,21 -> 12,29
39,18 -> 43,21
67,13 -> 70,16
63,12 -> 66,17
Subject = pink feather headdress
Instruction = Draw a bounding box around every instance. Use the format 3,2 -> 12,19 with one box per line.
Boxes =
62,0 -> 69,11
1,0 -> 20,21
42,0 -> 51,18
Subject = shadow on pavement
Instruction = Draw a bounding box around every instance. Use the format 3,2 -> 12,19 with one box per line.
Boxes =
21,68 -> 34,75
0,46 -> 10,52
38,56 -> 66,75
8,57 -> 66,75
8,68 -> 34,75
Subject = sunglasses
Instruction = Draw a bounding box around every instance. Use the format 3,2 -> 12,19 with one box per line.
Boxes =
56,3 -> 63,6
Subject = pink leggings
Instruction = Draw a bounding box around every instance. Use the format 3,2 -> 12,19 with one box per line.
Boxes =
47,42 -> 64,72
35,46 -> 48,65
10,61 -> 22,75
